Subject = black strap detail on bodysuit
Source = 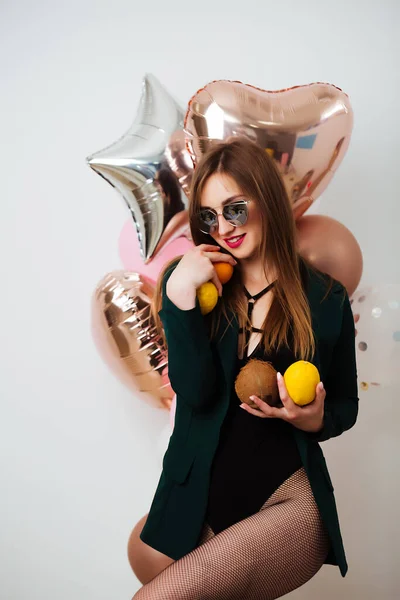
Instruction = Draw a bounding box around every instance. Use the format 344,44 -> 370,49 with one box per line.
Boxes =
238,281 -> 276,350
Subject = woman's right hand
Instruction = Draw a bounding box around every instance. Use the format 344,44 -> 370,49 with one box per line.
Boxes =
166,244 -> 237,309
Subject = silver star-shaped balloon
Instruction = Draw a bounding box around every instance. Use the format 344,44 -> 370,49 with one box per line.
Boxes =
86,73 -> 191,262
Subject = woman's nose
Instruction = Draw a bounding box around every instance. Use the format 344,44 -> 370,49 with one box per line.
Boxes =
216,213 -> 236,235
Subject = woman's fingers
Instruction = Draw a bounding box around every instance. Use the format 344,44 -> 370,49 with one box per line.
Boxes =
240,402 -> 268,418
210,271 -> 223,296
197,244 -> 221,252
203,251 -> 237,265
249,396 -> 285,418
315,382 -> 326,405
277,372 -> 292,407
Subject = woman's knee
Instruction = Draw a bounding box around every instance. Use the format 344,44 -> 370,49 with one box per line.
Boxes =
127,513 -> 175,585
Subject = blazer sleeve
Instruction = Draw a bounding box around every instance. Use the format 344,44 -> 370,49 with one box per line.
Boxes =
158,261 -> 217,412
307,284 -> 359,443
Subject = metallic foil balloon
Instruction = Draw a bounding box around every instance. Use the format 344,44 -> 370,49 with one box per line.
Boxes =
165,129 -> 194,199
351,285 -> 400,392
296,214 -> 363,296
184,80 -> 353,219
86,74 -> 190,262
91,271 -> 173,409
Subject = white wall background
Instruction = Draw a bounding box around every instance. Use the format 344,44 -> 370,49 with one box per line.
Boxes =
1,0 -> 399,598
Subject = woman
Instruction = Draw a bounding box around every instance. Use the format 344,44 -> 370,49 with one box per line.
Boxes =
130,137 -> 359,599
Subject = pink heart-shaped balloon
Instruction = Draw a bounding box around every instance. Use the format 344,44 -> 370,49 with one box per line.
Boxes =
183,80 -> 353,219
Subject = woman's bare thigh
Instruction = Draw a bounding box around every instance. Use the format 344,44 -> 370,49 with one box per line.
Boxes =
127,513 -> 176,585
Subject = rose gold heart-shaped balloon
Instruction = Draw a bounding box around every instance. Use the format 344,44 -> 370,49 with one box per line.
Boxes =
183,80 -> 353,219
91,271 -> 173,409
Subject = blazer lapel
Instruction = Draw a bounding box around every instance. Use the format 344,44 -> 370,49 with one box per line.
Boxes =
215,311 -> 239,395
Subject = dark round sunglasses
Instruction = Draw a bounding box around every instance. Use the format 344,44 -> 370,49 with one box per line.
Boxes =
195,199 -> 250,234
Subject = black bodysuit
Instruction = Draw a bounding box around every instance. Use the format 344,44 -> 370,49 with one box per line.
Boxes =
205,281 -> 303,534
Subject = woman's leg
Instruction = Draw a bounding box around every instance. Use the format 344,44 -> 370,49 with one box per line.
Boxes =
132,467 -> 330,600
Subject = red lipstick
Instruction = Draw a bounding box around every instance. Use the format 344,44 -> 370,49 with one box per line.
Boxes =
224,233 -> 246,249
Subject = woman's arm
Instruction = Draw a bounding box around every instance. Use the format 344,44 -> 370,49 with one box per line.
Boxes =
307,285 -> 359,443
159,261 -> 217,413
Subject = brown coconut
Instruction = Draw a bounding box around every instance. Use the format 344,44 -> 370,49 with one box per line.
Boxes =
235,359 -> 281,409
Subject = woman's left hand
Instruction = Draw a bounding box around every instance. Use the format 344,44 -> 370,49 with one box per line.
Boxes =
240,372 -> 325,434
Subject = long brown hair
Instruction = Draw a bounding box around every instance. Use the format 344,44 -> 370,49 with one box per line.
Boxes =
152,137 -> 332,361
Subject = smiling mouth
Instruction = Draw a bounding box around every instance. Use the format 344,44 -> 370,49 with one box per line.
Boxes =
224,233 -> 246,248
225,234 -> 245,242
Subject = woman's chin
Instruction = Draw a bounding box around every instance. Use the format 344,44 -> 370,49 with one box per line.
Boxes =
233,244 -> 260,261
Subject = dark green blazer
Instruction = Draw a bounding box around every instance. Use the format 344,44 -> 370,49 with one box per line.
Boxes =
140,259 -> 359,578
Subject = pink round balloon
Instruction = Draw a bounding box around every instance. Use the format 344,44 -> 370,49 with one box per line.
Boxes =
296,214 -> 363,296
119,218 -> 194,283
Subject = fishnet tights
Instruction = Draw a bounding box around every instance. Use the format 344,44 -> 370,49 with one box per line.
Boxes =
133,467 -> 330,599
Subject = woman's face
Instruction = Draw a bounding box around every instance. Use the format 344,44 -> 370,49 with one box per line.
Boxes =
199,173 -> 263,260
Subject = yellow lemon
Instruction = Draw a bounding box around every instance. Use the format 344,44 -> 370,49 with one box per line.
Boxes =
197,282 -> 219,315
283,360 -> 320,406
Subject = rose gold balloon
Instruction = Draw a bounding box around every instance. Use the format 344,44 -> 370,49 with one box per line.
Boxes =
183,80 -> 353,218
91,271 -> 173,409
296,215 -> 363,296
127,514 -> 174,584
165,129 -> 194,198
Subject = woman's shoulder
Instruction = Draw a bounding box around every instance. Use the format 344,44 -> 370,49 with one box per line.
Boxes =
158,257 -> 184,295
162,257 -> 182,279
